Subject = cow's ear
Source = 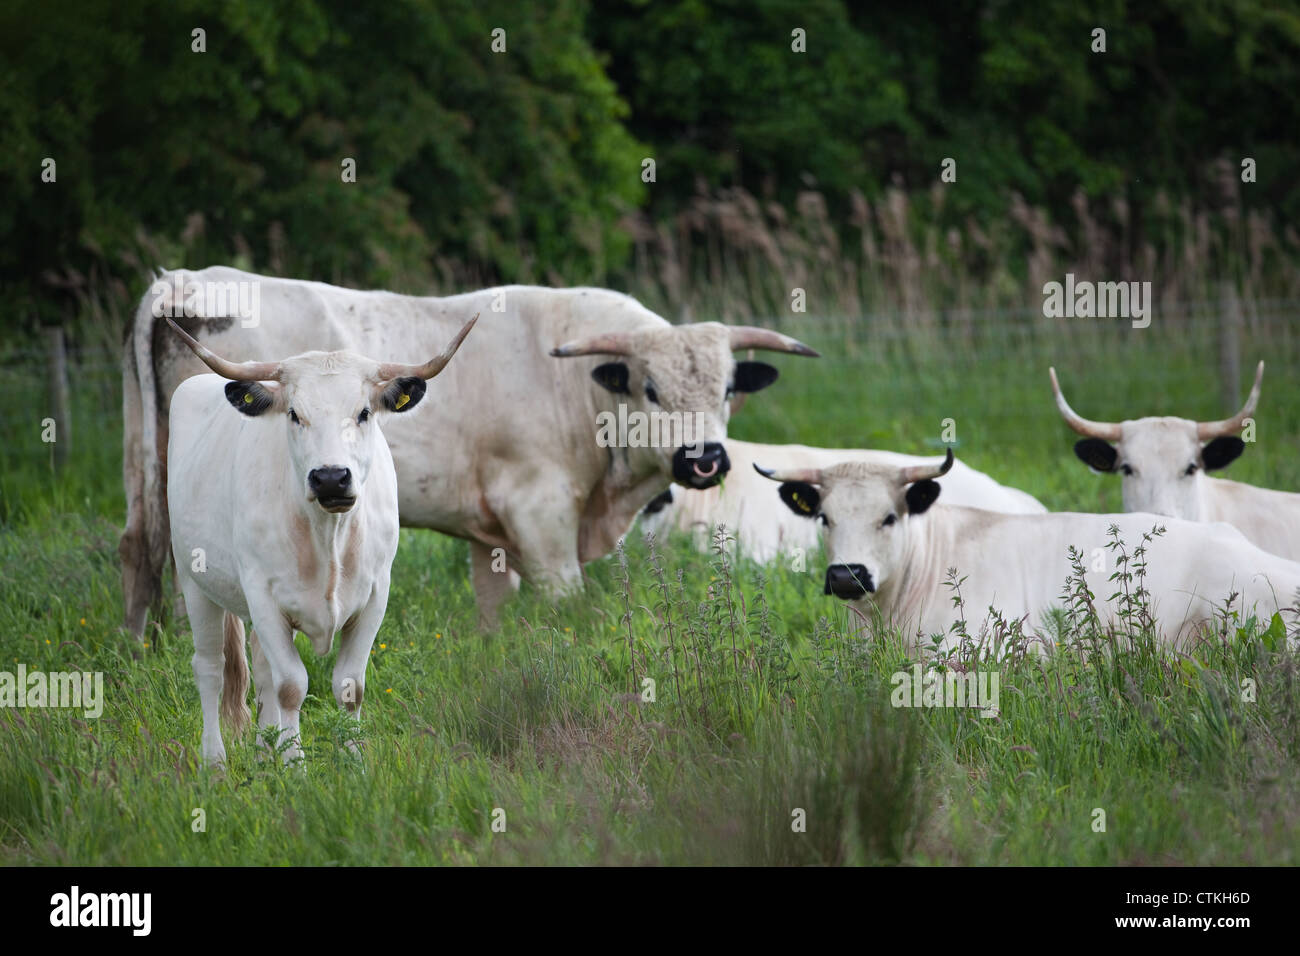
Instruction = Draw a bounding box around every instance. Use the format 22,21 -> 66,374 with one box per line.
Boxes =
778,481 -> 821,519
224,381 -> 281,417
377,376 -> 428,413
1074,438 -> 1118,473
591,362 -> 629,394
905,479 -> 942,515
733,361 -> 779,393
642,487 -> 674,516
1201,436 -> 1245,471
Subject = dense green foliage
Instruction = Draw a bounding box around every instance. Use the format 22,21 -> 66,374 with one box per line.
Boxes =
4,0 -> 1298,331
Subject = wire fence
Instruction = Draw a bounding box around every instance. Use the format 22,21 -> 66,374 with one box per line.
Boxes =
2,297 -> 1298,471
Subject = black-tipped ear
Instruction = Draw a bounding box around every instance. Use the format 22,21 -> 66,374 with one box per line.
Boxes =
380,376 -> 427,413
642,487 -> 674,516
1202,436 -> 1245,471
1074,438 -> 1118,473
905,479 -> 942,515
778,481 -> 821,519
225,382 -> 276,417
733,361 -> 779,393
591,362 -> 629,394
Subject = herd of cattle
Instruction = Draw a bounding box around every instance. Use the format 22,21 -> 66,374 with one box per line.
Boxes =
118,267 -> 1300,763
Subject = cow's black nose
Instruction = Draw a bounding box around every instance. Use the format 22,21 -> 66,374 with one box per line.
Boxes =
824,564 -> 873,599
673,442 -> 731,488
308,467 -> 352,500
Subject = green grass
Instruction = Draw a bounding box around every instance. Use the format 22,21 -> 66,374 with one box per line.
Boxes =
2,313 -> 1299,865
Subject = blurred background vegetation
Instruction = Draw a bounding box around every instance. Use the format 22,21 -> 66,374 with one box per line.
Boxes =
3,0 -> 1299,342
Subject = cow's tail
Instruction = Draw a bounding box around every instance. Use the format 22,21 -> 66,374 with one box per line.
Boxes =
120,275 -> 172,637
221,613 -> 252,734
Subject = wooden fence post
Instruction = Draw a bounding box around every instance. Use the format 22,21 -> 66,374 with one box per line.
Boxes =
46,326 -> 69,470
1219,282 -> 1242,413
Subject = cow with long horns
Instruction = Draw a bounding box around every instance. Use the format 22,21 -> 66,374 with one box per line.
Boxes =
756,448 -> 1300,653
165,312 -> 478,764
638,437 -> 1046,563
1050,362 -> 1300,561
122,268 -> 818,631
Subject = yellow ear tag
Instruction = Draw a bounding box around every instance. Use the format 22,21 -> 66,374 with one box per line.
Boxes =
243,393 -> 253,404
395,392 -> 410,409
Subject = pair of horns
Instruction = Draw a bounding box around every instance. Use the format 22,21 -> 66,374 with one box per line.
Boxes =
549,325 -> 819,358
1050,361 -> 1263,441
166,313 -> 480,382
754,448 -> 955,486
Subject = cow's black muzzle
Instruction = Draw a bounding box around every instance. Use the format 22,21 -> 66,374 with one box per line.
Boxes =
673,442 -> 730,489
309,467 -> 355,512
824,564 -> 873,599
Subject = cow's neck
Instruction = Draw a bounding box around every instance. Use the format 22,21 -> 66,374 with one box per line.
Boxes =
290,470 -> 365,639
578,445 -> 668,563
878,508 -> 952,629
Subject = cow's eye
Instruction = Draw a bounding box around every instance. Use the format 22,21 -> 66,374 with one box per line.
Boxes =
882,514 -> 897,527
358,408 -> 370,424
1119,464 -> 1134,476
645,383 -> 659,404
289,409 -> 300,425
1184,463 -> 1197,476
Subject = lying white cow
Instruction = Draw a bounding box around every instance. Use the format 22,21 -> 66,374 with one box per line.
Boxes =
639,438 -> 1045,561
166,313 -> 477,764
756,449 -> 1300,653
1051,362 -> 1300,561
123,267 -> 817,632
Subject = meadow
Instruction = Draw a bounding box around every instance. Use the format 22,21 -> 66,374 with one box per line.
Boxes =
2,303 -> 1299,865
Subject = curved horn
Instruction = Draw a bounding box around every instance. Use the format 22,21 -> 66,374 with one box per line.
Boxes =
728,326 -> 820,357
165,316 -> 281,382
1049,367 -> 1122,441
753,462 -> 824,484
549,332 -> 636,358
1198,361 -> 1264,439
378,313 -> 479,381
899,448 -> 954,484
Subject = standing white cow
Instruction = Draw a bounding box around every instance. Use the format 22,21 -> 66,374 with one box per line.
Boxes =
1050,362 -> 1300,561
121,267 -> 818,633
755,449 -> 1300,654
638,438 -> 1045,561
166,312 -> 477,765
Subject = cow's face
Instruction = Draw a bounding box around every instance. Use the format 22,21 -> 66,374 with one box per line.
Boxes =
552,321 -> 817,490
757,451 -> 951,601
165,312 -> 478,515
1072,418 -> 1244,520
1049,364 -> 1260,522
223,352 -> 431,513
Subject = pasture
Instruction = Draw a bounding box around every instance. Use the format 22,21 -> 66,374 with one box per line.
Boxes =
2,305 -> 1299,865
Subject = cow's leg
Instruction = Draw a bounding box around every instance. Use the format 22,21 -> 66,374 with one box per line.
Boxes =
248,626 -> 280,753
119,522 -> 154,640
245,594 -> 308,764
333,578 -> 389,753
499,494 -> 585,607
470,541 -> 519,628
181,579 -> 228,766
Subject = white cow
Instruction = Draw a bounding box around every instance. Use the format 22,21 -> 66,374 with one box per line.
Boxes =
1051,362 -> 1300,561
756,449 -> 1300,654
122,267 -> 817,632
638,438 -> 1045,561
166,313 -> 477,765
